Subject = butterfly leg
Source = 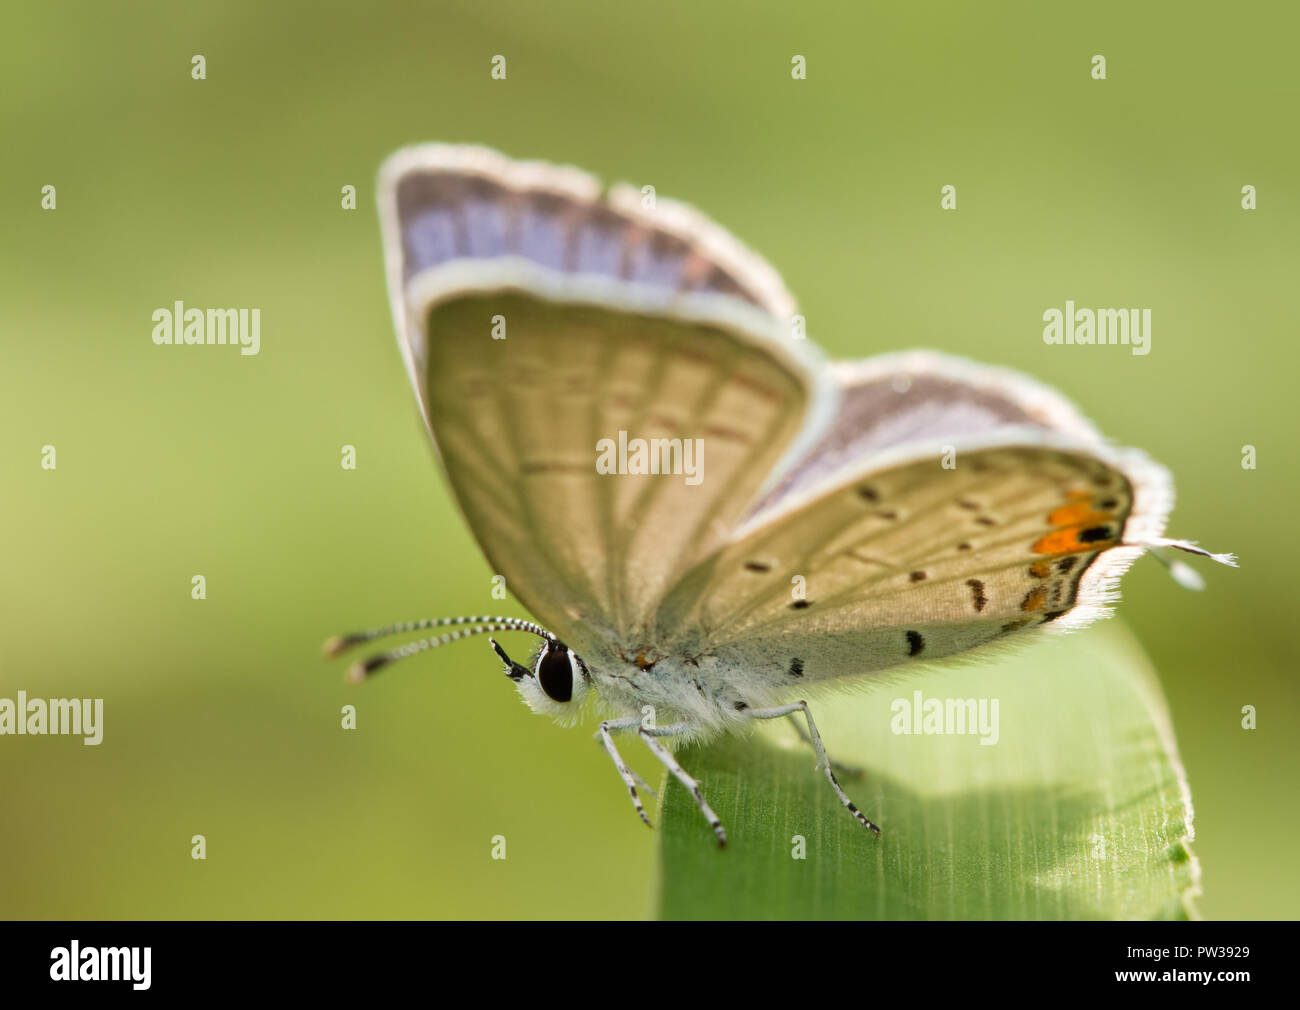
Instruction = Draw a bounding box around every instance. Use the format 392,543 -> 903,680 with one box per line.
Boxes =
637,727 -> 727,848
627,767 -> 658,801
784,714 -> 866,779
595,717 -> 652,829
749,702 -> 881,838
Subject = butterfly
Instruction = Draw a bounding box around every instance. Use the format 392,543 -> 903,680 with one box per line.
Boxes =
325,144 -> 1235,847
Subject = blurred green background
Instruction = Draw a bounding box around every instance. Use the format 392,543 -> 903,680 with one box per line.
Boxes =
1,0 -> 1295,919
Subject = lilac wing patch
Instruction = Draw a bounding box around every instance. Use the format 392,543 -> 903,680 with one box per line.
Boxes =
393,165 -> 774,310
747,373 -> 1042,518
513,194 -> 572,268
461,198 -> 511,259
403,205 -> 461,275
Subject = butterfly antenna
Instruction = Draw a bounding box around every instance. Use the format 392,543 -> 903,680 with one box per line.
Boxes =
323,615 -> 554,658
322,616 -> 556,683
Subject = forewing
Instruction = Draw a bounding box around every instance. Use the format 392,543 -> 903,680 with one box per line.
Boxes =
378,145 -> 836,651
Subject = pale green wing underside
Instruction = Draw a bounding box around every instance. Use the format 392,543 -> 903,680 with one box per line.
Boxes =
418,293 -> 816,647
657,440 -> 1140,682
379,145 -> 836,651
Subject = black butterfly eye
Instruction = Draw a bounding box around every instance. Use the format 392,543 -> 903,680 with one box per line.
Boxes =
535,642 -> 575,703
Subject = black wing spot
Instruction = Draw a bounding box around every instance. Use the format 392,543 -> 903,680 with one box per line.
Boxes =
1057,556 -> 1078,573
743,560 -> 771,573
789,599 -> 812,610
1079,525 -> 1112,543
1099,498 -> 1118,510
788,657 -> 804,678
957,499 -> 980,510
957,542 -> 973,551
906,630 -> 924,656
909,570 -> 927,582
857,486 -> 879,503
1042,609 -> 1070,623
975,516 -> 997,526
965,578 -> 987,612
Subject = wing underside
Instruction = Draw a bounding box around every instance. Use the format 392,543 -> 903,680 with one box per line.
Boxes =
377,146 -> 1220,685
655,352 -> 1181,685
378,145 -> 836,651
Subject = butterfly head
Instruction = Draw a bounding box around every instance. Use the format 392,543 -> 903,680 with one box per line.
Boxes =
323,615 -> 593,723
493,635 -> 591,720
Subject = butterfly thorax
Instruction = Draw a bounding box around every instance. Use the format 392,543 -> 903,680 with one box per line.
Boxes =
580,641 -> 782,739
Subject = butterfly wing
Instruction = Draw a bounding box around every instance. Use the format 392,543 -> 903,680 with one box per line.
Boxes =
378,145 -> 837,652
655,351 -> 1178,685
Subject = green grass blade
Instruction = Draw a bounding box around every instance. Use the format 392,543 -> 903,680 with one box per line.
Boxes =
656,622 -> 1200,920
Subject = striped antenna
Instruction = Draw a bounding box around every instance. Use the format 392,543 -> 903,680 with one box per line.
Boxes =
322,616 -> 557,684
323,615 -> 554,658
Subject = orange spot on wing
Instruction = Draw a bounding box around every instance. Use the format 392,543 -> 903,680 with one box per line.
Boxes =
1033,528 -> 1084,554
1033,502 -> 1118,555
1033,528 -> 1114,555
1048,503 -> 1110,527
1022,586 -> 1048,612
1029,559 -> 1053,578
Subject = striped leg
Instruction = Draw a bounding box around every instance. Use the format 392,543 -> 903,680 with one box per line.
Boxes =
627,767 -> 658,800
637,727 -> 727,848
785,714 -> 866,779
749,701 -> 881,838
595,717 -> 651,828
